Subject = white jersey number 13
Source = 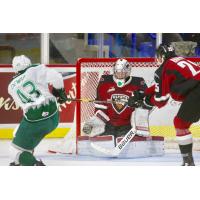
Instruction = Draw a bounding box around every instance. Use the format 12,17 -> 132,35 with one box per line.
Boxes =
17,81 -> 41,104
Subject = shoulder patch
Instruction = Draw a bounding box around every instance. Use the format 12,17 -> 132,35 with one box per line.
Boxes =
100,75 -> 113,83
131,77 -> 145,86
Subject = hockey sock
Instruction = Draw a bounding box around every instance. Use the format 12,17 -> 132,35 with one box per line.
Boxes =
18,151 -> 38,166
179,143 -> 193,155
179,143 -> 195,165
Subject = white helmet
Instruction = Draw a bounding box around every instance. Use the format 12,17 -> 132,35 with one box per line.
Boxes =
12,55 -> 31,73
113,58 -> 131,87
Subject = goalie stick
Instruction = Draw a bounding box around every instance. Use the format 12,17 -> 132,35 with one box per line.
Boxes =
90,128 -> 137,157
90,108 -> 153,157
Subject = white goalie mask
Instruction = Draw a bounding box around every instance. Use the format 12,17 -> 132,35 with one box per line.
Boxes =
12,55 -> 32,73
113,58 -> 131,87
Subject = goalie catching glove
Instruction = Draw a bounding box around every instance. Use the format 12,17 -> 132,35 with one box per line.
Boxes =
128,90 -> 145,108
128,90 -> 153,110
82,110 -> 110,136
52,87 -> 68,104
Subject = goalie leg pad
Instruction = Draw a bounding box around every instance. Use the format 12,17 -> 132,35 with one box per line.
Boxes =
78,135 -> 115,157
117,136 -> 164,158
131,108 -> 150,137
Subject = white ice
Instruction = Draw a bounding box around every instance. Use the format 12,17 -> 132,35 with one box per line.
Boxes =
0,139 -> 200,166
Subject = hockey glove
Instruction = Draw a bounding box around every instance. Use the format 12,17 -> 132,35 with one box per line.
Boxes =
52,87 -> 68,104
128,90 -> 145,108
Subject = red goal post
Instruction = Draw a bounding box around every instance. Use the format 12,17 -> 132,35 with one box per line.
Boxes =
75,57 -> 200,143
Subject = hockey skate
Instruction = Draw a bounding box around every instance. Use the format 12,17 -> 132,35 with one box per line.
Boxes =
181,153 -> 195,166
9,162 -> 20,166
9,160 -> 46,166
35,160 -> 46,166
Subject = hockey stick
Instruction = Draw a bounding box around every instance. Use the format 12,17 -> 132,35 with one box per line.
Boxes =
90,128 -> 137,157
66,98 -> 126,104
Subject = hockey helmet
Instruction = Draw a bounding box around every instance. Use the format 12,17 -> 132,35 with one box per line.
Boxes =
113,58 -> 131,87
12,55 -> 32,73
156,44 -> 176,64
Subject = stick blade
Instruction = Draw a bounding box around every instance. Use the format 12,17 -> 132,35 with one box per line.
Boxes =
90,142 -> 118,157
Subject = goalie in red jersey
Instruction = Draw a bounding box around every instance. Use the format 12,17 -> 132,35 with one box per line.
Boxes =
82,58 -> 151,139
132,44 -> 200,166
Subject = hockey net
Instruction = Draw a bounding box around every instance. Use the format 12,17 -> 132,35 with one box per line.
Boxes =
76,58 -> 200,151
76,58 -> 157,135
50,57 -> 200,154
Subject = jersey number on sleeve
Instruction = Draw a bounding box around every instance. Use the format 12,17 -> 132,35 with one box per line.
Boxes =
177,60 -> 200,76
17,81 -> 41,104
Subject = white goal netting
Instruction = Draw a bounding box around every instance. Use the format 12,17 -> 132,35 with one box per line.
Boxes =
76,58 -> 200,151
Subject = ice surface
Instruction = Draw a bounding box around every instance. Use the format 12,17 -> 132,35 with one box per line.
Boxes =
0,139 -> 200,166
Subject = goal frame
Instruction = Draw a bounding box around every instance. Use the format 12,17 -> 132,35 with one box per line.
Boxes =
76,57 -> 157,138
76,57 -> 200,139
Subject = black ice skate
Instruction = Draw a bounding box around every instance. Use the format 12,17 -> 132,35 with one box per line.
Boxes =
35,160 -> 46,166
182,153 -> 195,166
9,160 -> 46,166
9,162 -> 20,166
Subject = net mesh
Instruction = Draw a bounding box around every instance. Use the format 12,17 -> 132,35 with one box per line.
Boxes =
79,59 -> 157,124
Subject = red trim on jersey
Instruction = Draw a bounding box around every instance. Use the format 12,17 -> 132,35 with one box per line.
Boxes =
175,129 -> 191,137
150,95 -> 168,108
145,85 -> 155,95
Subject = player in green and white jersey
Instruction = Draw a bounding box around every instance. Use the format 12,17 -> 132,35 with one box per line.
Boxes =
8,55 -> 67,166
